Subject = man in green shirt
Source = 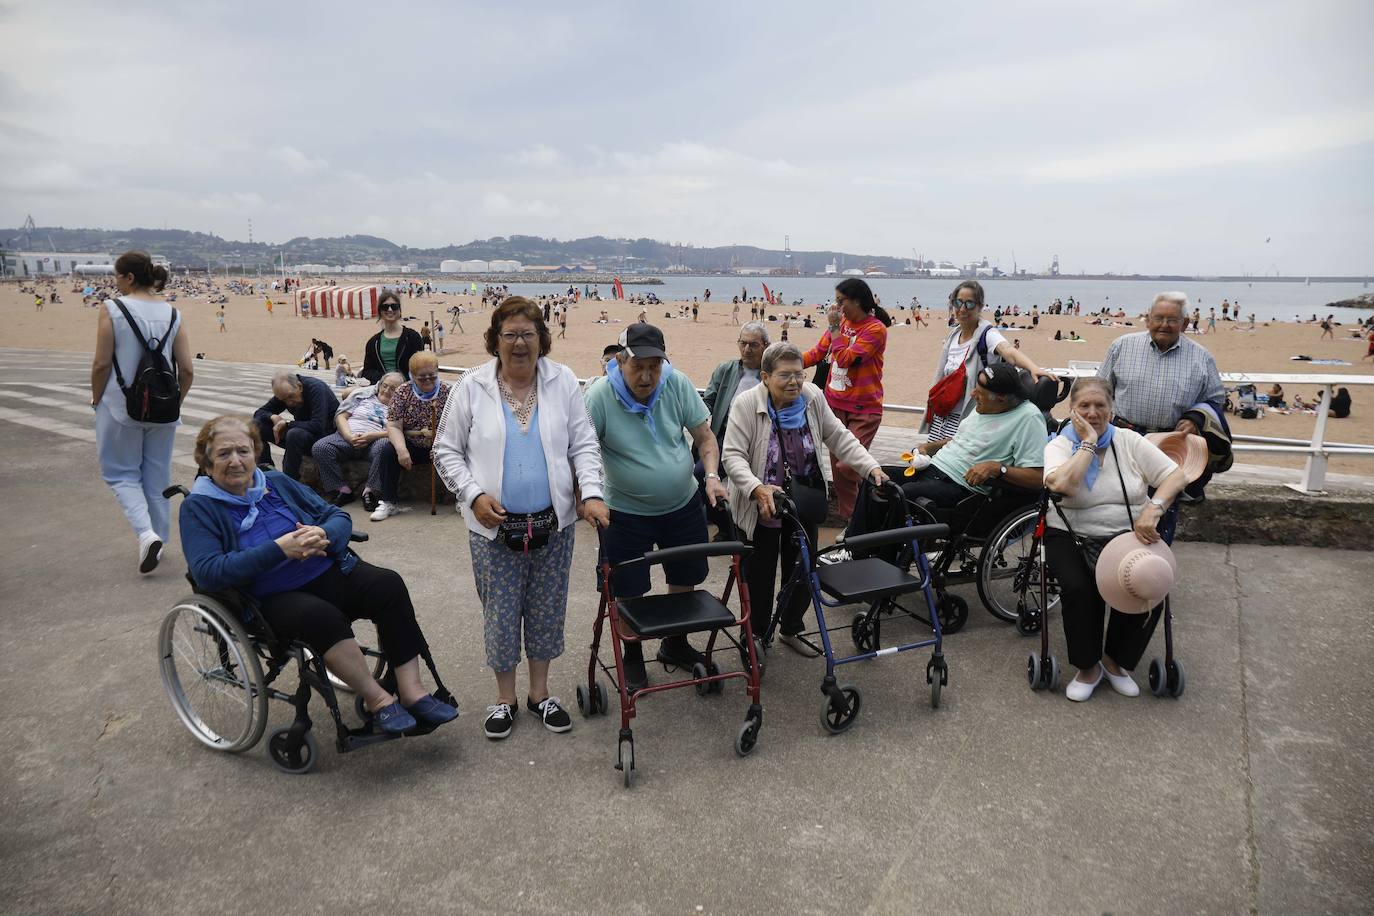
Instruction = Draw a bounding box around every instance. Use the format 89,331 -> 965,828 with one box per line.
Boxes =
584,324 -> 728,691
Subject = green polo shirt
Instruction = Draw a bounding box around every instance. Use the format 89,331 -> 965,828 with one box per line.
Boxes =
931,398 -> 1047,495
584,369 -> 709,516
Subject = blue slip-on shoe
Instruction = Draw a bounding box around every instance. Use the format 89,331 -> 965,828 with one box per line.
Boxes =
372,700 -> 418,735
405,694 -> 459,726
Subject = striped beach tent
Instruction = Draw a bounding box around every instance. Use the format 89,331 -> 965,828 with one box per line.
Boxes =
297,285 -> 379,319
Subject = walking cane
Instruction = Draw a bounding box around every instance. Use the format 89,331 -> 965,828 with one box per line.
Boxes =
429,401 -> 438,515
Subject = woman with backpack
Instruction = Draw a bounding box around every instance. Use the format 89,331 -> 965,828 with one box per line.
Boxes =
916,279 -> 1055,449
89,251 -> 194,574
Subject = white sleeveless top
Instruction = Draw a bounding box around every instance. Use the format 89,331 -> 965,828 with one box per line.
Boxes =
102,296 -> 182,426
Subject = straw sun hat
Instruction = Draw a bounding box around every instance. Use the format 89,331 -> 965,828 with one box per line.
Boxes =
1095,533 -> 1177,614
1144,431 -> 1209,483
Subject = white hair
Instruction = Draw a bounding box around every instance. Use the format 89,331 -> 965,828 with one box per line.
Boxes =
1151,291 -> 1189,314
739,320 -> 771,344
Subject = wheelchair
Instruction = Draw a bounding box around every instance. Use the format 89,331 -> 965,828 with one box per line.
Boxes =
846,374 -> 1071,633
157,486 -> 457,774
576,502 -> 762,788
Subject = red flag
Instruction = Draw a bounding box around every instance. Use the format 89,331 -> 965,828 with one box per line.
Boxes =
762,283 -> 773,305
613,278 -> 624,300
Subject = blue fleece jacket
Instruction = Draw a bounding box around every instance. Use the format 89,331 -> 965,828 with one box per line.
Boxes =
179,470 -> 356,593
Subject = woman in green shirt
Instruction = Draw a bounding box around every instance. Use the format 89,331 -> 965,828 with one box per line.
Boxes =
362,290 -> 424,383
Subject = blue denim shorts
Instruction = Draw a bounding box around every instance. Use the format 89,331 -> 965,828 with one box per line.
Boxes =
599,498 -> 709,597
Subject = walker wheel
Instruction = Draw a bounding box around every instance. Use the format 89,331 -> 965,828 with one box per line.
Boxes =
937,594 -> 969,635
1016,607 -> 1041,636
928,663 -> 945,709
267,727 -> 319,775
1169,659 -> 1186,698
734,717 -> 761,757
1046,655 -> 1061,691
692,661 -> 723,696
1026,652 -> 1043,690
820,684 -> 862,734
1148,657 -> 1168,697
594,680 -> 609,715
851,612 -> 878,653
617,737 -> 635,789
576,684 -> 591,718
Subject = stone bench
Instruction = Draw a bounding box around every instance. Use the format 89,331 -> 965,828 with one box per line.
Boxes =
296,456 -> 454,506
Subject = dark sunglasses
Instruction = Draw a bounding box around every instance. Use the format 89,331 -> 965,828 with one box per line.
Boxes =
380,302 -> 401,311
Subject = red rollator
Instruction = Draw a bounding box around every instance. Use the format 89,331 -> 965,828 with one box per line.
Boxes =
576,500 -> 763,787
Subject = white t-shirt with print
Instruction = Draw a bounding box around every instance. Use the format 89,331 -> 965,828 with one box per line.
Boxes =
943,326 -> 1007,375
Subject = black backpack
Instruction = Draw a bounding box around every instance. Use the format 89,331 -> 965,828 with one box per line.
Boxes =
112,298 -> 181,424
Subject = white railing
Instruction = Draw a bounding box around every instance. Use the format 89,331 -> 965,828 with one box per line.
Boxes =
437,362 -> 1373,496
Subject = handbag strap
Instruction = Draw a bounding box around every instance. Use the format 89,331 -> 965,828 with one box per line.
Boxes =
1109,439 -> 1134,529
767,397 -> 800,485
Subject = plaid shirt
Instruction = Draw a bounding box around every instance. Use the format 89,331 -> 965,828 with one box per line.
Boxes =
1097,332 -> 1224,430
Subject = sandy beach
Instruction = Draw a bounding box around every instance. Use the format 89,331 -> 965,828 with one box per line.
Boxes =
4,280 -> 1372,475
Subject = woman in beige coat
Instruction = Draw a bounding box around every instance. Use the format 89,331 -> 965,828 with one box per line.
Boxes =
723,342 -> 888,655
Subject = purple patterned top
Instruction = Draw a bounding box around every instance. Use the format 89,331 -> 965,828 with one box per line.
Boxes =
759,425 -> 820,529
388,380 -> 451,446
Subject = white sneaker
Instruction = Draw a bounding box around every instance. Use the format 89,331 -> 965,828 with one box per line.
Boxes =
138,531 -> 163,574
1102,666 -> 1140,697
819,548 -> 852,566
1065,665 -> 1104,702
370,500 -> 400,522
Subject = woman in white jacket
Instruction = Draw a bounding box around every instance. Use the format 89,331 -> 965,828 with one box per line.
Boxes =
433,297 -> 609,741
722,342 -> 888,655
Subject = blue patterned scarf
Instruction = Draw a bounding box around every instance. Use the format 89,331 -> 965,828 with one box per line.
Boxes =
1060,422 -> 1115,490
607,358 -> 673,442
191,467 -> 269,532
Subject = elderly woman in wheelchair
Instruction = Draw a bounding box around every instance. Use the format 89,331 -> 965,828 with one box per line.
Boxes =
175,415 -> 456,745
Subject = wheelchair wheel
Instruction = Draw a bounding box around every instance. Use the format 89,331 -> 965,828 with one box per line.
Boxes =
267,726 -> 319,775
977,507 -> 1058,623
159,596 -> 268,753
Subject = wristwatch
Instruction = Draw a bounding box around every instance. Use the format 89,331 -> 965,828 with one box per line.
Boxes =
1149,496 -> 1167,509
705,472 -> 721,480
999,465 -> 1008,477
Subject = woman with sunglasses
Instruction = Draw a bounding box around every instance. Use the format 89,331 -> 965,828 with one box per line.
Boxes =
361,290 -> 425,384
916,280 -> 1055,448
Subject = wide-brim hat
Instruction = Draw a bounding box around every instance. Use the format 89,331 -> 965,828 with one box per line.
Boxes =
1095,532 -> 1177,615
1145,431 -> 1209,484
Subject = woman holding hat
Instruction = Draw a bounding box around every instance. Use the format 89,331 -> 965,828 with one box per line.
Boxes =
1042,377 -> 1196,701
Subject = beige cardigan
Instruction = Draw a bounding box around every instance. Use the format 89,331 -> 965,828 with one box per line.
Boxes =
722,382 -> 881,538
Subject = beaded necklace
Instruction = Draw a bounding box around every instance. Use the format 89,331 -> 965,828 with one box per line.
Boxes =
497,374 -> 538,431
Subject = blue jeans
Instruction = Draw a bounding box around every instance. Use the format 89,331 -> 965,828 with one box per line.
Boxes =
95,404 -> 177,541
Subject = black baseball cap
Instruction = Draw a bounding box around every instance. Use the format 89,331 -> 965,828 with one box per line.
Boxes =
977,363 -> 1029,398
619,323 -> 668,359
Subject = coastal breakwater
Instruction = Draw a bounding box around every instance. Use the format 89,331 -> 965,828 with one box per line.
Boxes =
340,273 -> 665,286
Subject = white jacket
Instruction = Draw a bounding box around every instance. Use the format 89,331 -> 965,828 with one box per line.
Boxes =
433,357 -> 604,539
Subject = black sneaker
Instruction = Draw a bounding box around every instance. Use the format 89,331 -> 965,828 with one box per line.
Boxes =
622,645 -> 650,694
526,696 -> 572,733
362,490 -> 379,512
483,702 -> 515,740
332,489 -> 357,507
656,635 -> 707,670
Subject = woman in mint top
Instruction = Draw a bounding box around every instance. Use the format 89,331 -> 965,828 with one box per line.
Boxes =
361,290 -> 424,383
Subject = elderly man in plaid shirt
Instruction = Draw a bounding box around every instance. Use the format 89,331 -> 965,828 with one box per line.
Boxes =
1097,291 -> 1227,541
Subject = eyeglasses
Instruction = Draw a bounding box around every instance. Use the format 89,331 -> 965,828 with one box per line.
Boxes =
1150,317 -> 1184,327
499,331 -> 538,344
412,373 -> 438,382
770,371 -> 807,382
737,339 -> 764,348
380,303 -> 401,311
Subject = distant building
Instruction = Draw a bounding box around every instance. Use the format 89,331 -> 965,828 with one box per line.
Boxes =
2,250 -> 112,277
439,259 -> 463,273
488,259 -> 522,272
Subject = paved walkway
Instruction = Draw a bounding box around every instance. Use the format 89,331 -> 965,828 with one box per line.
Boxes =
1,350 -> 1371,914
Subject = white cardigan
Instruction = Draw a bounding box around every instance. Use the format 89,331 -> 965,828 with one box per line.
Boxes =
433,357 -> 604,539
722,382 -> 880,538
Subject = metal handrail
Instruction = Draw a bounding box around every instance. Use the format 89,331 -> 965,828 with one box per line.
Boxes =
436,361 -> 1374,494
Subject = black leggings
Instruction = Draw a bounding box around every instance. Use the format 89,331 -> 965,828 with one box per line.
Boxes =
257,560 -> 428,666
1043,528 -> 1162,671
744,521 -> 817,637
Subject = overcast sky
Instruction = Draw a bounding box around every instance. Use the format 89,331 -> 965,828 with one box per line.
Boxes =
2,0 -> 1372,274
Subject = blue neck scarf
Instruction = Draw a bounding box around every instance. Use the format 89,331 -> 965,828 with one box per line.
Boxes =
607,358 -> 672,442
191,467 -> 269,532
768,393 -> 807,430
1061,422 -> 1115,490
412,379 -> 442,401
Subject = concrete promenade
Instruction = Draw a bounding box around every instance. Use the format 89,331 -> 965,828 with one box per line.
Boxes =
1,350 -> 1371,914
